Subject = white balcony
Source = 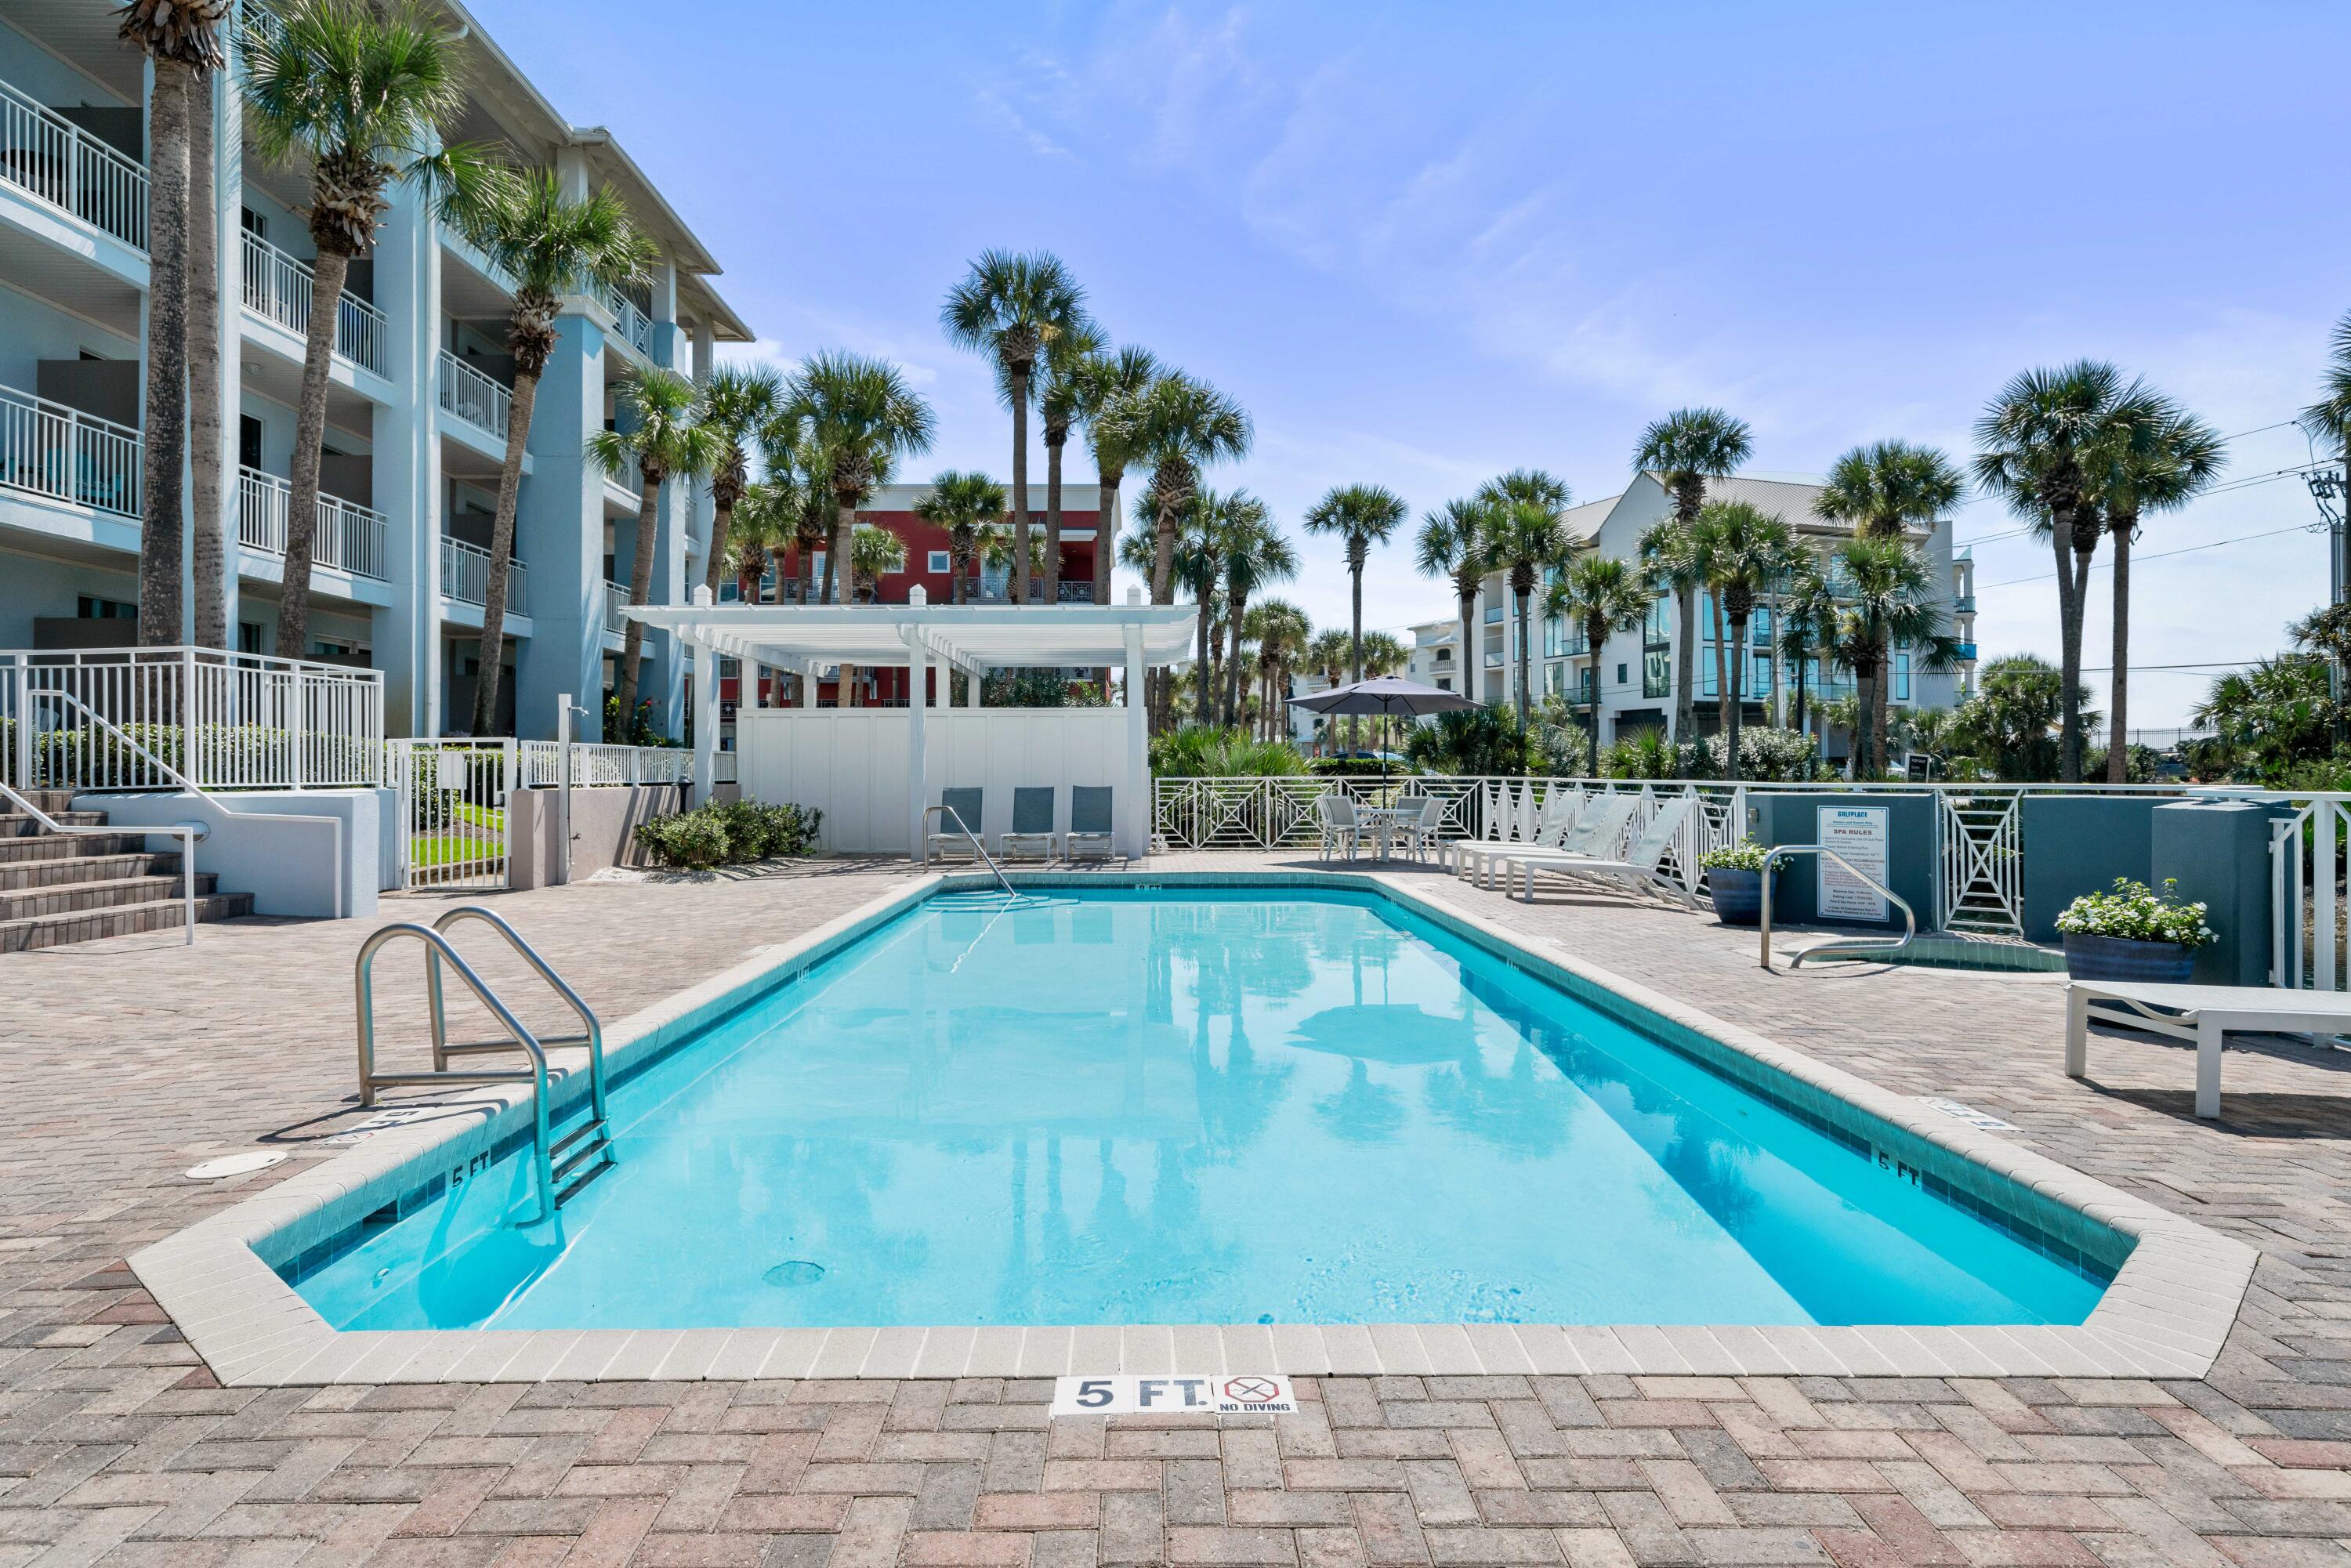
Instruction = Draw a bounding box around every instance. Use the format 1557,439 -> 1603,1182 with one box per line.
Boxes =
240,230 -> 389,379
0,381 -> 140,519
440,534 -> 527,615
0,78 -> 147,252
237,466 -> 387,581
596,282 -> 656,358
603,580 -> 629,636
437,349 -> 512,440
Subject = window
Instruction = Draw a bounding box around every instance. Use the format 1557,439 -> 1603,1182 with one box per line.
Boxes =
927,550 -> 950,574
1895,650 -> 1912,703
1617,661 -> 1629,686
241,207 -> 266,239
1435,676 -> 1451,692
1644,596 -> 1672,645
1542,616 -> 1567,659
78,595 -> 136,619
237,622 -> 263,654
238,415 -> 263,469
1545,660 -> 1564,695
1643,650 -> 1669,699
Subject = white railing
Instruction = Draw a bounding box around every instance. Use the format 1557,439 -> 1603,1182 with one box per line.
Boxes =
2,646 -> 384,790
519,740 -> 690,788
0,381 -> 140,518
0,77 -> 147,250
603,447 -> 643,497
603,581 -> 629,636
237,466 -> 388,581
440,536 -> 527,614
596,283 -> 656,357
437,349 -> 511,437
240,230 -> 389,378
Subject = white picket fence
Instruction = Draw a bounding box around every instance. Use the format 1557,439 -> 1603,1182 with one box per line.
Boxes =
392,737 -> 690,890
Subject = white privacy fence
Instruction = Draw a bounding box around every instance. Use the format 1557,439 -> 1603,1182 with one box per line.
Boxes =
2,646 -> 384,791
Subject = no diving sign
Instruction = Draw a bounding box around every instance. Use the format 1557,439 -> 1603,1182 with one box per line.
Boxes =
1050,1374 -> 1298,1417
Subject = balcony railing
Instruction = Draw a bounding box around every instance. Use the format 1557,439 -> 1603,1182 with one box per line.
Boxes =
437,350 -> 511,438
0,381 -> 140,519
440,535 -> 528,615
596,283 -> 656,357
0,78 -> 147,251
240,230 -> 389,378
237,466 -> 388,581
603,580 -> 629,635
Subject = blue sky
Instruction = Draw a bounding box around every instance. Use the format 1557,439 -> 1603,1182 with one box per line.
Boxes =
479,0 -> 2351,728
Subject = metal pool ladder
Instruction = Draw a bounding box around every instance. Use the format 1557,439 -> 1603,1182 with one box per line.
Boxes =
352,904 -> 616,1222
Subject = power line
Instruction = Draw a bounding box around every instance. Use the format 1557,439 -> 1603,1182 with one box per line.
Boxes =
1976,522 -> 2313,590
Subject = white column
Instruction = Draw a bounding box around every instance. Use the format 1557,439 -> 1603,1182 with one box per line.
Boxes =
965,665 -> 983,708
1123,622 -> 1147,859
907,589 -> 929,860
802,660 -> 818,708
691,592 -> 719,807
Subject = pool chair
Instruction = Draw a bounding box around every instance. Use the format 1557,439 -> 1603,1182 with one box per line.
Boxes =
1505,794 -> 1701,909
925,787 -> 986,864
1388,795 -> 1447,864
1315,793 -> 1378,862
1001,787 -> 1059,861
1452,788 -> 1592,887
1066,786 -> 1116,860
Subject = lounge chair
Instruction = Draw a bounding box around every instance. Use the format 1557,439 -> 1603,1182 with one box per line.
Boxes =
2065,980 -> 2351,1119
1451,788 -> 1588,885
925,787 -> 985,864
1505,795 -> 1700,908
1316,793 -> 1378,862
1001,787 -> 1058,860
1067,786 -> 1115,860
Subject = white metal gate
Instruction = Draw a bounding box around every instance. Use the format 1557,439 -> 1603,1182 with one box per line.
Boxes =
389,738 -> 514,891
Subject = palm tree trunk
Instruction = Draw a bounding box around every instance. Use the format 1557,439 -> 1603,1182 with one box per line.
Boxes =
2051,505 -> 2085,783
1766,594 -> 1781,728
1870,636 -> 1891,779
1515,590 -> 1531,729
1726,619 -> 1745,781
1150,495 -> 1177,604
1458,590 -> 1476,704
186,70 -> 226,650
769,546 -> 789,606
1712,592 -> 1731,739
828,504 -> 853,607
1096,467 -> 1120,605
471,368 -> 539,735
1011,369 -> 1031,604
1223,589 -> 1246,726
1349,556 -> 1365,751
138,60 -> 194,647
1585,628 -> 1603,778
276,241 -> 352,657
1672,584 -> 1696,741
1854,668 -> 1877,777
612,473 -> 661,731
951,541 -> 969,605
2107,521 -> 2132,782
798,538 -> 816,606
702,495 -> 736,599
1196,599 -> 1215,727
1042,433 -> 1063,603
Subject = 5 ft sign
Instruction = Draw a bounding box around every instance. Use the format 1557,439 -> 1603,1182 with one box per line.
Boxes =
1050,1374 -> 1298,1416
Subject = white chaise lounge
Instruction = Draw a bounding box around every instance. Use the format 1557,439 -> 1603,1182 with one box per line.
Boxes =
2064,980 -> 2351,1119
1502,795 -> 1701,909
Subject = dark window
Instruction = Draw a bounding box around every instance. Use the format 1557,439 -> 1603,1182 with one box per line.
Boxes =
238,416 -> 263,469
78,595 -> 136,619
241,208 -> 266,239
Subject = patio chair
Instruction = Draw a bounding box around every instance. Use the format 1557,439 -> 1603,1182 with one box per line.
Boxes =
926,787 -> 985,864
1388,795 -> 1446,863
1452,789 -> 1592,886
1001,787 -> 1059,861
1066,786 -> 1116,860
1505,795 -> 1701,908
1315,793 -> 1378,862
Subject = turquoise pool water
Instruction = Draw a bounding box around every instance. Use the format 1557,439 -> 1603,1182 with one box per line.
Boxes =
292,889 -> 2110,1331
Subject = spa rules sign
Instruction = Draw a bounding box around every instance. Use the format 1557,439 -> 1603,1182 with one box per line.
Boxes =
1817,806 -> 1889,922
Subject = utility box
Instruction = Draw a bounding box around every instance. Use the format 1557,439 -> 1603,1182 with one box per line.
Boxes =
2151,799 -> 2280,987
1744,792 -> 1940,931
2019,797 -> 2161,943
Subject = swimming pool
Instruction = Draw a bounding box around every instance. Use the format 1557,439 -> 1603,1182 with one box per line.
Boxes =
287,887 -> 2112,1334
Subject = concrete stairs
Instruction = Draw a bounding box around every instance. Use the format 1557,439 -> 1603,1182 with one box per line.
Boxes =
0,790 -> 252,951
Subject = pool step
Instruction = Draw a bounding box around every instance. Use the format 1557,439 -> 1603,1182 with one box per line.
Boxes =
549,1117 -> 615,1208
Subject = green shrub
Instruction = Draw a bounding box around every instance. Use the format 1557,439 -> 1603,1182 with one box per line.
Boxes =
1309,755 -> 1397,777
632,797 -> 823,868
1150,726 -> 1309,777
1698,837 -> 1773,873
635,807 -> 731,870
2055,877 -> 2217,947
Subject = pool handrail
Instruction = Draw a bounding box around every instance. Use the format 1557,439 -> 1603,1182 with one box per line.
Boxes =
925,801 -> 1016,896
1757,843 -> 1918,969
427,904 -> 607,1127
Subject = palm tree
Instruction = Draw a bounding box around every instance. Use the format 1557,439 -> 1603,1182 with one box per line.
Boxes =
1245,599 -> 1311,742
1302,482 -> 1407,690
1831,535 -> 1958,777
588,368 -> 722,730
1817,439 -> 1965,542
187,64 -> 226,647
724,477 -> 793,702
1127,371 -> 1253,607
1634,407 -> 1751,740
784,351 -> 935,606
696,364 -> 784,600
849,523 -> 905,606
1035,319 -> 1104,604
941,251 -> 1088,604
1216,494 -> 1296,727
1972,361 -> 2131,781
1480,499 -> 1572,729
758,423 -> 830,605
1166,491 -> 1230,726
1693,501 -> 1797,780
465,172 -> 652,734
1072,345 -> 1159,606
1776,561 -> 1838,753
1546,555 -> 1650,777
912,471 -> 1006,604
1415,498 -> 1496,700
241,0 -> 498,657
121,0 -> 228,643
2088,398 -> 2223,780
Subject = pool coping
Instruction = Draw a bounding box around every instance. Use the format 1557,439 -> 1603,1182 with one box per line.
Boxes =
129,868 -> 2258,1386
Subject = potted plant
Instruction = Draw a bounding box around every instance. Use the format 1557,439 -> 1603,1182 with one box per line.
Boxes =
1700,837 -> 1778,926
2055,877 -> 2217,982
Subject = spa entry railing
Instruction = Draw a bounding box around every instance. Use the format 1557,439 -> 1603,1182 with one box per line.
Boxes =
1756,843 -> 1918,970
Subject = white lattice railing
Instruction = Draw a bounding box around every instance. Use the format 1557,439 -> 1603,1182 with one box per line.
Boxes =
596,283 -> 656,357
519,741 -> 690,788
440,536 -> 528,614
0,381 -> 139,518
240,230 -> 389,377
2,646 -> 383,790
237,466 -> 388,581
0,76 -> 147,250
437,349 -> 511,437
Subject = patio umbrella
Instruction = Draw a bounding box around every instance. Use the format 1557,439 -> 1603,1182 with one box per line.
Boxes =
1288,675 -> 1480,786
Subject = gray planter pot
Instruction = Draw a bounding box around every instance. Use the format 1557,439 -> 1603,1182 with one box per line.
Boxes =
1705,867 -> 1776,926
2063,931 -> 2197,983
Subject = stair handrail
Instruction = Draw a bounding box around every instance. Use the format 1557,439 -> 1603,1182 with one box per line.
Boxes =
428,904 -> 607,1124
0,776 -> 201,947
924,802 -> 1016,896
1757,843 -> 1918,970
353,920 -> 556,1222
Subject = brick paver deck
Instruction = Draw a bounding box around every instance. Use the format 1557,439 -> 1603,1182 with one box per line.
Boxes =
4,853 -> 2349,1566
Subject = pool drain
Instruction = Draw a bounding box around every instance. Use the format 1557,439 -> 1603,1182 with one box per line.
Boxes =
763,1260 -> 826,1287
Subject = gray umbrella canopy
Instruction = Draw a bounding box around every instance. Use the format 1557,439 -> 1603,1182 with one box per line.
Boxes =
1288,676 -> 1481,718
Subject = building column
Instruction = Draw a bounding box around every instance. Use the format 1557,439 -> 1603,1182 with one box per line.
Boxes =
1123,620 -> 1147,859
516,313 -> 606,740
905,598 -> 929,860
691,591 -> 717,806
965,666 -> 982,708
371,172 -> 437,734
801,661 -> 817,708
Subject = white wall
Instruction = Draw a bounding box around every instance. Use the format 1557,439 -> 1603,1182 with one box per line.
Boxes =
734,707 -> 1137,856
76,787 -> 393,918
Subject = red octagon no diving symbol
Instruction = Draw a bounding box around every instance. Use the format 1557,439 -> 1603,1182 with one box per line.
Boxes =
1224,1377 -> 1279,1403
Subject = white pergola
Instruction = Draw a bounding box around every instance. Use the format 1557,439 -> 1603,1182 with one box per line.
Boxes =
627,591 -> 1197,858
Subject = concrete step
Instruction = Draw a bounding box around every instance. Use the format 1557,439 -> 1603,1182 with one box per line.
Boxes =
0,788 -> 81,814
0,850 -> 183,892
0,810 -> 107,837
0,891 -> 255,953
0,832 -> 154,865
0,872 -> 219,922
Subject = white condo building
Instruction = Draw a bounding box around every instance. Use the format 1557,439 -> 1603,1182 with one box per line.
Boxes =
0,0 -> 752,740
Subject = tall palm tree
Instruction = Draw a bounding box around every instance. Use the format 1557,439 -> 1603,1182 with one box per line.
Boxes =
849,523 -> 905,606
1035,318 -> 1104,604
1354,630 -> 1411,751
1776,560 -> 1838,752
724,477 -> 793,702
941,251 -> 1088,603
1972,361 -> 2130,781
241,0 -> 498,656
1415,498 -> 1496,699
1634,407 -> 1751,740
1127,371 -> 1253,607
1831,535 -> 1958,777
1546,555 -> 1650,777
784,350 -> 935,606
1072,345 -> 1158,606
187,64 -> 227,647
1817,439 -> 1965,541
1216,494 -> 1296,727
587,368 -> 722,730
1480,499 -> 1571,729
1245,599 -> 1311,742
756,419 -> 828,605
1168,493 -> 1226,726
1302,482 -> 1407,687
464,172 -> 652,734
695,364 -> 784,599
912,471 -> 1006,605
121,0 -> 229,643
1693,500 -> 1797,780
